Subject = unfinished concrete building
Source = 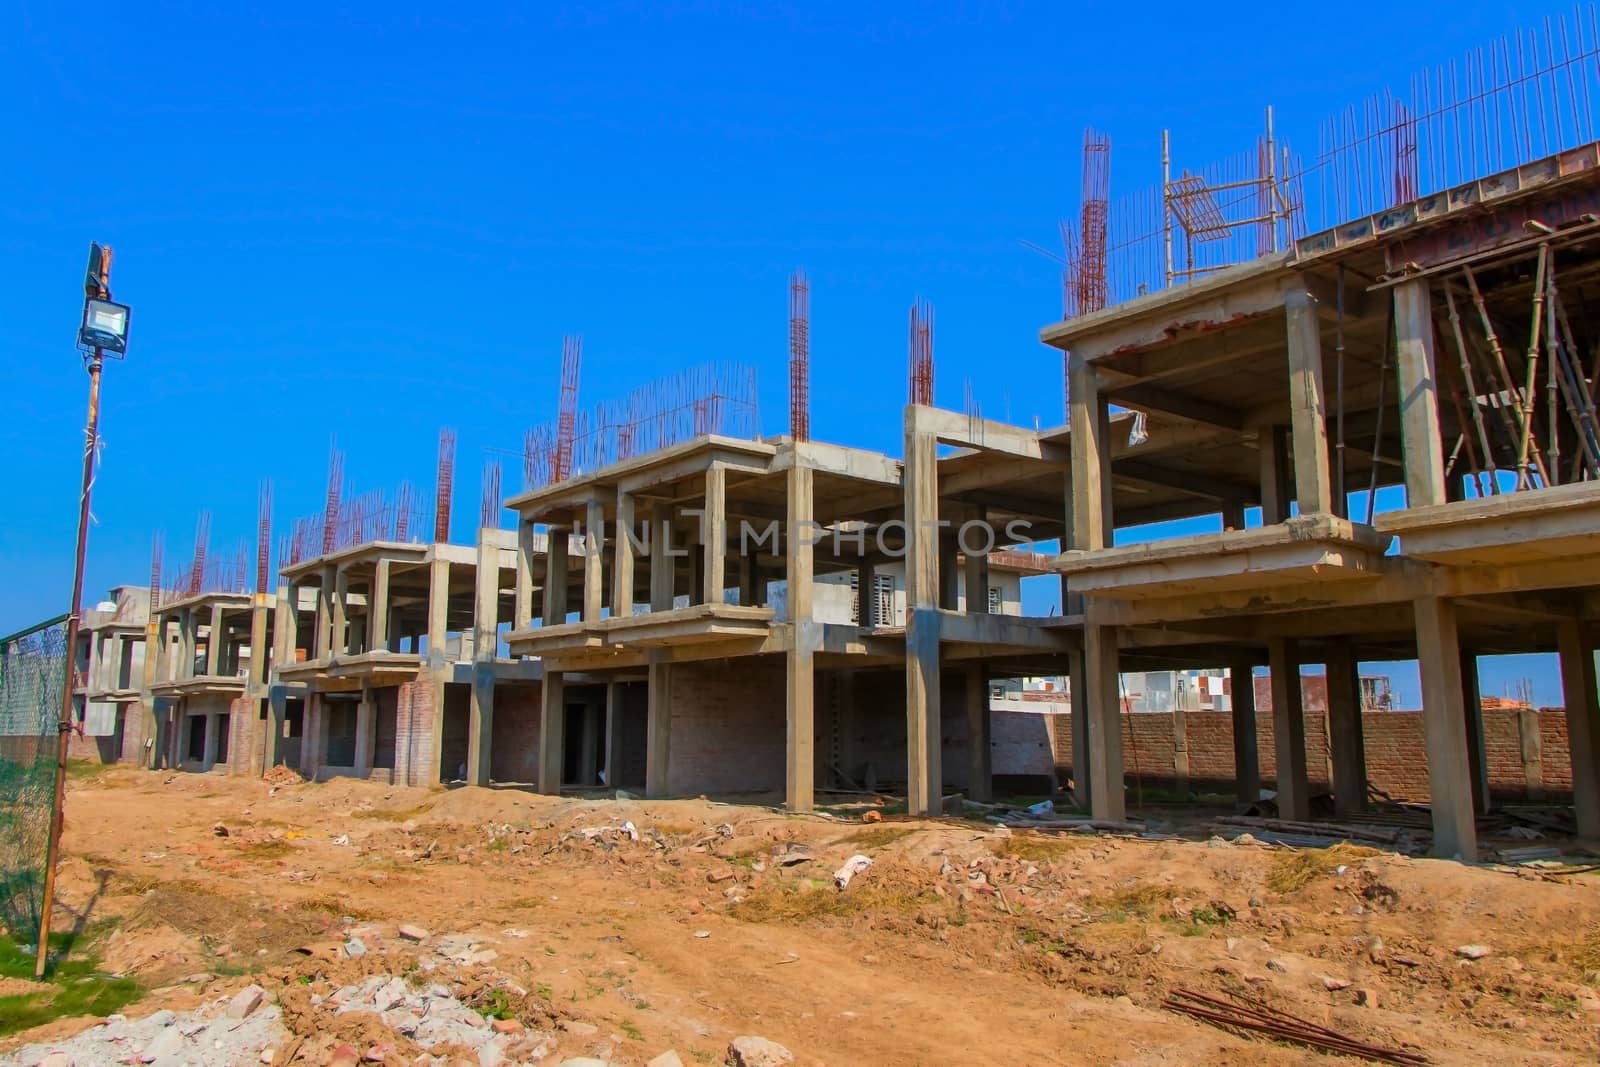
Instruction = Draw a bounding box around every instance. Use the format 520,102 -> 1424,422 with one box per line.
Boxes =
66,584 -> 150,764
1041,146 -> 1600,859
269,531 -> 541,786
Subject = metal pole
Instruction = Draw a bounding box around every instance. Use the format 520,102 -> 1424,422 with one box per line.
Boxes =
1162,129 -> 1173,287
35,347 -> 103,979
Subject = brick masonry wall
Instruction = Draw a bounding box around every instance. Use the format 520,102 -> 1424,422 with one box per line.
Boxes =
395,679 -> 436,786
1047,702 -> 1575,802
667,657 -> 787,796
491,681 -> 542,784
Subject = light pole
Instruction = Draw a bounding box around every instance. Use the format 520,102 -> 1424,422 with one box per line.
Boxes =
35,243 -> 129,978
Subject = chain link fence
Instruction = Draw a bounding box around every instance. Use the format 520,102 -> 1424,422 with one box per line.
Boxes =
0,616 -> 67,944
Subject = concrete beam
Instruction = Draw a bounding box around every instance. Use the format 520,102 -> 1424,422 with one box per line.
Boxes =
1104,381 -> 1245,431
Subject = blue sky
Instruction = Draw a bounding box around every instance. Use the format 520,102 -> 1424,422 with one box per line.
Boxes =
0,2 -> 1567,706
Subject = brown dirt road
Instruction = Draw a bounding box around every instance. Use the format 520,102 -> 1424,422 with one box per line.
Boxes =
6,767 -> 1599,1065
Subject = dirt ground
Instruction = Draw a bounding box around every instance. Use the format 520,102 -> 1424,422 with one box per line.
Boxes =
5,767 -> 1599,1066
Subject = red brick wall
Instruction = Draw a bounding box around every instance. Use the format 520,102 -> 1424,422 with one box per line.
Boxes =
395,679 -> 436,785
667,657 -> 787,796
490,681 -> 542,784
1047,704 -> 1575,802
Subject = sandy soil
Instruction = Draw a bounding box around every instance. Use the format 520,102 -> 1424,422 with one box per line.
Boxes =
5,767 -> 1599,1066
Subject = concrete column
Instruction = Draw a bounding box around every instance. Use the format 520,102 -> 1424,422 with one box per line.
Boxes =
205,604 -> 225,676
966,662 -> 992,803
315,568 -> 334,660
1414,595 -> 1478,858
963,508 -> 989,614
265,686 -> 286,770
1172,703 -> 1190,796
1394,279 -> 1448,508
141,618 -> 162,769
603,682 -> 622,788
649,505 -> 674,612
543,525 -> 569,625
740,556 -> 763,608
515,518 -> 537,629
202,712 -> 220,770
1326,640 -> 1367,817
1557,621 -> 1600,840
1067,646 -> 1090,808
1285,288 -> 1332,515
1519,706 -> 1545,800
332,566 -> 350,656
1069,356 -> 1108,551
178,610 -> 196,679
703,464 -> 726,606
302,693 -> 324,779
1258,426 -> 1291,525
646,651 -> 671,797
584,498 -> 605,622
903,421 -> 943,817
857,560 -> 877,628
1084,620 -> 1125,821
466,666 -> 494,787
1267,638 -> 1310,820
354,682 -> 376,775
786,458 -> 817,811
368,560 -> 391,653
474,533 -> 501,660
426,559 -> 450,669
1461,649 -> 1490,815
274,581 -> 297,667
1231,658 -> 1260,805
248,600 -> 270,687
579,699 -> 601,786
531,675 -> 563,793
612,493 -> 635,617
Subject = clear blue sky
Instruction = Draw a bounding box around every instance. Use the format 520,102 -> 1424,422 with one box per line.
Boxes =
0,2 -> 1565,706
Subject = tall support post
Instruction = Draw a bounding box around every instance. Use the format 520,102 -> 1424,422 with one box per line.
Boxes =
354,681 -> 375,776
274,580 -> 297,668
543,524 -> 569,625
538,670 -> 564,794
703,464 -> 726,606
1413,596 -> 1478,858
426,559 -> 450,669
1285,288 -> 1332,515
1068,356 -> 1108,554
331,566 -> 350,656
468,532 -> 500,788
202,710 -> 220,770
1258,426 -> 1291,525
903,417 -> 943,817
611,493 -> 635,617
206,603 -> 225,676
1084,618 -> 1125,821
646,650 -> 672,797
1267,637 -> 1310,821
963,508 -> 989,614
141,615 -> 162,770
579,698 -> 601,786
515,518 -> 537,629
314,567 -> 334,659
246,596 -> 270,776
265,685 -> 286,772
786,455 -> 817,811
1461,648 -> 1490,815
1394,279 -> 1448,508
1230,657 -> 1261,805
1326,640 -> 1367,816
938,534 -> 960,610
1067,645 -> 1090,808
1557,621 -> 1600,839
966,662 -> 992,803
603,681 -> 622,788
583,498 -> 605,622
649,504 -> 674,612
368,560 -> 391,653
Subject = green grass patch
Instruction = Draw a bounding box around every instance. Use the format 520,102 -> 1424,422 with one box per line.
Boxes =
1085,883 -> 1183,923
0,930 -> 139,1038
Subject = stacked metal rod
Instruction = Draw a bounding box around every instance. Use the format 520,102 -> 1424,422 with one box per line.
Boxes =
1164,989 -> 1428,1064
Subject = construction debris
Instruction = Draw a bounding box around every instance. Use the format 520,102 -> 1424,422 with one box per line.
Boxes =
1162,988 -> 1428,1065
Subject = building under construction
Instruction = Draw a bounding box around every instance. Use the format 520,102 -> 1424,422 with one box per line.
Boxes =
51,12 -> 1600,860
